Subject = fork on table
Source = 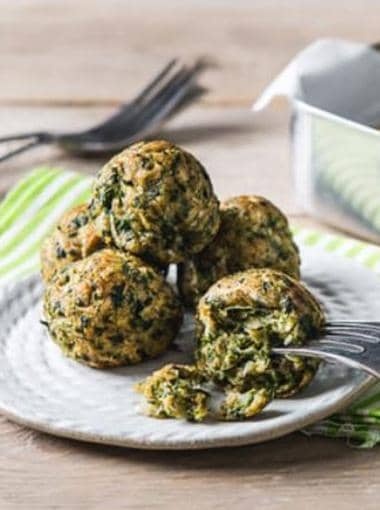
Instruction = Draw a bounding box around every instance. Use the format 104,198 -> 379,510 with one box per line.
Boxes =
0,59 -> 206,163
274,321 -> 380,378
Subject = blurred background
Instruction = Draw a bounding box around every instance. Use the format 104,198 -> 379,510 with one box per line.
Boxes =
3,3 -> 380,509
1,0 -> 379,219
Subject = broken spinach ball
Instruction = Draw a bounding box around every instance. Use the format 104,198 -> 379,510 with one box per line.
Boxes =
43,249 -> 183,368
220,387 -> 272,421
178,195 -> 300,307
136,363 -> 271,422
136,364 -> 209,422
40,204 -> 104,282
89,140 -> 220,267
195,268 -> 324,398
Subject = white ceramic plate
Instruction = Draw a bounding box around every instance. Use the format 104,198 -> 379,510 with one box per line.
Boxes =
0,244 -> 378,450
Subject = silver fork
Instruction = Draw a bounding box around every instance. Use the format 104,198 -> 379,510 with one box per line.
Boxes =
273,321 -> 380,378
0,59 -> 206,163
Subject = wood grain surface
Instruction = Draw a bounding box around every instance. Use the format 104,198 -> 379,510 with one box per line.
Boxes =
1,1 -> 379,509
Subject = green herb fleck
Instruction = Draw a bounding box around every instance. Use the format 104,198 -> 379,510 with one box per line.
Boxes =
110,284 -> 125,308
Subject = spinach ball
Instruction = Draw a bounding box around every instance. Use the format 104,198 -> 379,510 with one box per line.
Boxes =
136,364 -> 209,422
89,140 -> 220,267
195,268 -> 324,398
41,204 -> 104,282
43,249 -> 183,368
178,196 -> 300,307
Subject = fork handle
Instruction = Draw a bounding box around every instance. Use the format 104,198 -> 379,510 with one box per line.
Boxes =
0,132 -> 53,163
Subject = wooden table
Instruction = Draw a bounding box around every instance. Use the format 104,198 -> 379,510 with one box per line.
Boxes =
1,1 -> 380,508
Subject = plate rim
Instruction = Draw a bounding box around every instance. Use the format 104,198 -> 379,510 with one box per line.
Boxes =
0,246 -> 378,450
0,368 -> 375,450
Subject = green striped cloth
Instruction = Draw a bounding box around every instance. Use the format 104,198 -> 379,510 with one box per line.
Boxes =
0,167 -> 91,284
2,166 -> 380,447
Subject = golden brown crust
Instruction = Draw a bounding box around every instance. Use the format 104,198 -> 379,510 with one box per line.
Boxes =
195,268 -> 324,396
40,204 -> 104,282
178,195 -> 300,307
136,364 -> 209,422
220,387 -> 272,420
89,140 -> 220,266
43,249 -> 183,368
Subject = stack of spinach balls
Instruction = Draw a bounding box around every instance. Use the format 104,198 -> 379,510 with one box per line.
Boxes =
42,140 -> 219,367
41,139 -> 324,421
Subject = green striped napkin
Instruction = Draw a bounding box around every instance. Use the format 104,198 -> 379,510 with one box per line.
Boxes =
0,167 -> 91,284
2,166 -> 380,447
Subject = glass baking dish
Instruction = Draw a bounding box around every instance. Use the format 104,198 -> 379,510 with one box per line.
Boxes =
291,99 -> 380,244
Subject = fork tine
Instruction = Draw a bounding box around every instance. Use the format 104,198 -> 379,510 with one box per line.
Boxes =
275,339 -> 364,354
75,61 -> 203,149
75,60 -> 181,139
117,61 -> 202,134
326,323 -> 380,329
273,320 -> 380,379
324,329 -> 380,343
326,324 -> 380,342
326,320 -> 380,328
327,320 -> 380,324
131,59 -> 178,106
326,321 -> 380,333
322,334 -> 378,349
78,63 -> 194,137
273,342 -> 380,378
